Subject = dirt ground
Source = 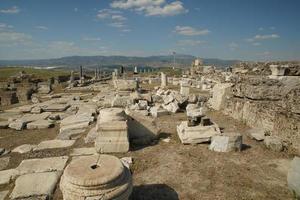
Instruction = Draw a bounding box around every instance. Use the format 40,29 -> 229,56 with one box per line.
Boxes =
0,85 -> 296,200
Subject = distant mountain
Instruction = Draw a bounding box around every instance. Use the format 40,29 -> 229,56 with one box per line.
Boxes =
0,55 -> 240,69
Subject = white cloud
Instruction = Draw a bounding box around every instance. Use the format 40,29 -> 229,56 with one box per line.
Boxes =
0,6 -> 20,14
174,26 -> 210,36
97,9 -> 129,31
247,34 -> 280,42
0,23 -> 13,30
252,42 -> 261,46
110,0 -> 188,16
82,37 -> 101,41
229,42 -> 238,50
121,29 -> 131,32
258,27 -> 264,31
111,14 -> 127,21
35,26 -> 48,30
109,22 -> 126,28
254,34 -> 279,40
177,39 -> 205,46
97,9 -> 123,20
0,31 -> 32,45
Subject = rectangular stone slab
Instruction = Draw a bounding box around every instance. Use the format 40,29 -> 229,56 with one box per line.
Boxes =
16,156 -> 68,175
10,171 -> 61,199
34,140 -> 75,151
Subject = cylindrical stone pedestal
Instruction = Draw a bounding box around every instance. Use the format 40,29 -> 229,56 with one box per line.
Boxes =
60,155 -> 132,200
161,72 -> 167,87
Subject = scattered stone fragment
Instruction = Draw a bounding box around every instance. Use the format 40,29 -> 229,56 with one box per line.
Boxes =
27,119 -> 54,129
163,101 -> 179,113
16,156 -> 68,175
287,157 -> 300,198
121,157 -> 133,169
0,148 -> 4,155
264,136 -> 283,152
0,121 -> 9,129
209,133 -> 243,152
0,190 -> 9,200
248,128 -> 266,141
12,144 -> 37,154
9,120 -> 26,130
70,147 -> 97,156
150,105 -> 169,118
34,140 -> 75,151
10,171 -> 61,200
31,106 -> 42,114
177,121 -> 221,144
42,103 -> 70,112
60,155 -> 132,200
162,138 -> 171,143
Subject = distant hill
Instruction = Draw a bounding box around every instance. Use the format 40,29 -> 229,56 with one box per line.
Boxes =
0,55 -> 240,69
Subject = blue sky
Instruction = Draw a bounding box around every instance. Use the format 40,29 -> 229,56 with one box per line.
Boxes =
0,0 -> 299,60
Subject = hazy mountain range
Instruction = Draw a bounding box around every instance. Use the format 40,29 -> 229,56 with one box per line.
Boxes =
0,55 -> 240,69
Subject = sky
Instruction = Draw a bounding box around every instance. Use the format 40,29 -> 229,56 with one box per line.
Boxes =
0,0 -> 300,61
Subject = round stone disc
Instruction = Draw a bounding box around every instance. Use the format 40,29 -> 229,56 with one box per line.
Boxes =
63,154 -> 125,187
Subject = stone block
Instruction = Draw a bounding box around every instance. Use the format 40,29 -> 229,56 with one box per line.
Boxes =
95,121 -> 129,153
209,83 -> 233,110
209,133 -> 243,152
27,119 -> 53,129
9,120 -> 26,130
0,190 -> 9,200
177,121 -> 221,144
0,169 -> 18,186
0,121 -> 9,129
10,172 -> 61,199
163,101 -> 179,113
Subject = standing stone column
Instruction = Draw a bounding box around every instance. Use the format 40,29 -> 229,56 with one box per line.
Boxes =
180,82 -> 190,96
79,66 -> 83,84
69,71 -> 74,83
134,66 -> 138,74
161,72 -> 167,88
114,69 -> 118,77
94,68 -> 97,80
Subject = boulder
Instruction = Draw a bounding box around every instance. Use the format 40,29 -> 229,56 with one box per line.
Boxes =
9,120 -> 26,130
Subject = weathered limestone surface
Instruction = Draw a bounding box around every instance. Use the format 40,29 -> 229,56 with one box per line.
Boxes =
287,157 -> 300,198
16,156 -> 68,175
60,155 -> 132,200
34,140 -> 75,151
42,103 -> 70,112
177,121 -> 221,144
209,133 -> 243,152
10,171 -> 61,200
